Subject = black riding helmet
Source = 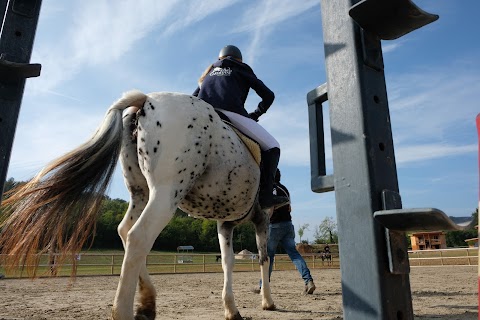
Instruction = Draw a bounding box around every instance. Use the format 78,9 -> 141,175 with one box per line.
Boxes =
218,45 -> 242,61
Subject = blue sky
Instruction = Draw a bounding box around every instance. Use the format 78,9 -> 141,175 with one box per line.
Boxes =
5,0 -> 479,243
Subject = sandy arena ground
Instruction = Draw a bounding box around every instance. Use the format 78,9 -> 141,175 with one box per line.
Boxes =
0,266 -> 477,320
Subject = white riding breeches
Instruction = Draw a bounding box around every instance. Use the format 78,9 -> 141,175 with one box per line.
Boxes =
217,109 -> 280,151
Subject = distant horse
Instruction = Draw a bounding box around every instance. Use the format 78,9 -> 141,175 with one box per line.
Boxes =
320,251 -> 332,266
0,91 -> 275,320
319,245 -> 332,266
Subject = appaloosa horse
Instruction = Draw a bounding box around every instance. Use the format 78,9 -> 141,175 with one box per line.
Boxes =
0,91 -> 276,320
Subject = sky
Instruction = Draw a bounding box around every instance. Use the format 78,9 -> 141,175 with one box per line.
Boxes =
3,0 -> 479,243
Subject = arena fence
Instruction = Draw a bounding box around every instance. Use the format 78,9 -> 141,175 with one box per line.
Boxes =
0,247 -> 476,278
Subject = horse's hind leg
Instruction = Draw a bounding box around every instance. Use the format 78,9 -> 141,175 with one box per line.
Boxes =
251,206 -> 275,310
217,221 -> 243,320
117,192 -> 156,320
114,108 -> 156,320
113,188 -> 176,320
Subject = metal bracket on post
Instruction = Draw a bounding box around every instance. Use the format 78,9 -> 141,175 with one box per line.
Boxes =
349,0 -> 439,40
374,208 -> 476,232
376,189 -> 475,273
307,83 -> 334,193
0,54 -> 41,83
380,190 -> 410,275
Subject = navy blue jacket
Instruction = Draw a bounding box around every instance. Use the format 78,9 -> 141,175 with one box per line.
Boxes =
193,57 -> 274,117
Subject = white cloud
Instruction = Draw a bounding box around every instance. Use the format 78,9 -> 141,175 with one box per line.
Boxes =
260,57 -> 480,168
382,57 -> 480,166
161,0 -> 241,36
8,100 -> 103,179
382,41 -> 402,53
233,0 -> 320,66
233,0 -> 319,34
395,143 -> 477,165
29,0 -> 241,94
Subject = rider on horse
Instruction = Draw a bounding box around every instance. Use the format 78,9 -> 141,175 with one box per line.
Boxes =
193,45 -> 287,209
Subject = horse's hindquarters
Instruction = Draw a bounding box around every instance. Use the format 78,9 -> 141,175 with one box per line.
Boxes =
135,92 -> 260,221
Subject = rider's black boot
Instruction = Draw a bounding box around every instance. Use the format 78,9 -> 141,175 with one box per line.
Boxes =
259,147 -> 289,209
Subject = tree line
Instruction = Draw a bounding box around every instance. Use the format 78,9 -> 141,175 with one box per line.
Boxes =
2,178 -> 257,253
2,177 -> 478,251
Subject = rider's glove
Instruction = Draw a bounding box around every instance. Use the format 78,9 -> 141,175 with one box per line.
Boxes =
249,110 -> 262,122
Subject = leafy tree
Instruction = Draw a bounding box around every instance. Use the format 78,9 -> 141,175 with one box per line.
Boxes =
3,177 -> 21,193
1,178 -> 292,253
2,177 -> 27,201
445,208 -> 478,247
199,219 -> 219,252
93,198 -> 128,248
297,224 -> 309,243
314,216 -> 338,244
233,222 -> 257,252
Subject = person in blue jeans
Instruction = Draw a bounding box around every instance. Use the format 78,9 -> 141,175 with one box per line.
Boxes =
254,169 -> 316,295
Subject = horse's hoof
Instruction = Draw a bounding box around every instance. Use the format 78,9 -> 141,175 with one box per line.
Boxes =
262,303 -> 276,311
226,312 -> 243,320
135,306 -> 155,320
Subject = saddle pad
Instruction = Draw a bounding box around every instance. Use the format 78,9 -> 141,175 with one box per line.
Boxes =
230,127 -> 261,166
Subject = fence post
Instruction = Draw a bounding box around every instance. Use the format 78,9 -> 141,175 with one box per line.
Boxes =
203,255 -> 205,273
440,251 -> 444,266
111,255 -> 114,275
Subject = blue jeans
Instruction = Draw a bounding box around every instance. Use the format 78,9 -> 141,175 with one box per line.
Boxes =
260,221 -> 313,287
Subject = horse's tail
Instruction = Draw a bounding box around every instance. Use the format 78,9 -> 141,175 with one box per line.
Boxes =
0,90 -> 147,276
